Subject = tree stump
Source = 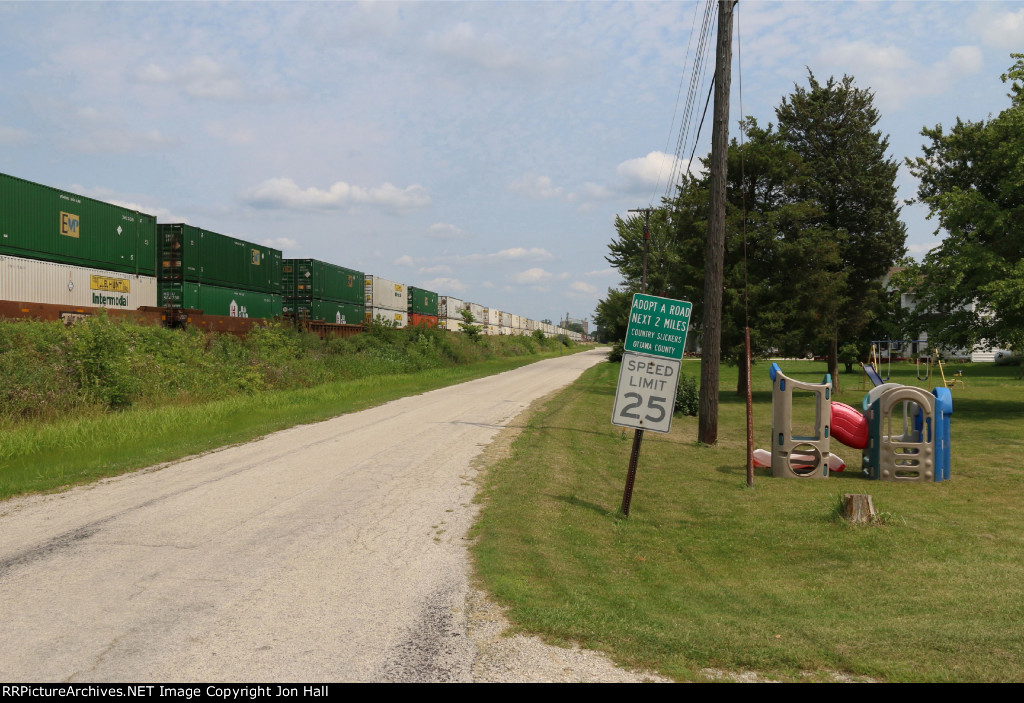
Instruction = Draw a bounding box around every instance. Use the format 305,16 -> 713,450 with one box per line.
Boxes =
843,494 -> 876,524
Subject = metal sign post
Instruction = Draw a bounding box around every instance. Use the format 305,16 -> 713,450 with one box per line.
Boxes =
613,293 -> 692,516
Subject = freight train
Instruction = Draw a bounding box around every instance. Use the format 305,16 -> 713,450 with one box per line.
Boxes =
0,172 -> 586,341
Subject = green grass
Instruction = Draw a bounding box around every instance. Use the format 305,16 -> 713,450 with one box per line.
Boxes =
471,357 -> 1024,682
0,348 -> 586,501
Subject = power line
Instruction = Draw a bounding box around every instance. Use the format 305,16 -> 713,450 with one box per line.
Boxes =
663,0 -> 717,202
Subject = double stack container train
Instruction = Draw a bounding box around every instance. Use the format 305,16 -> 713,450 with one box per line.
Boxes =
282,258 -> 363,326
0,171 -> 589,341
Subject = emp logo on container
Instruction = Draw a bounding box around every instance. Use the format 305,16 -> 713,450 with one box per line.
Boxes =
251,249 -> 261,265
61,212 -> 80,238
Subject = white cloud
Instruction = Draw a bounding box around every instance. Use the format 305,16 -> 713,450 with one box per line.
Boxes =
569,281 -> 597,295
422,277 -> 466,293
394,255 -> 416,267
426,222 -> 470,240
616,151 -> 688,190
455,247 -> 553,264
135,56 -> 245,100
0,126 -> 29,145
510,267 -> 552,284
243,178 -> 432,211
262,237 -> 297,251
584,268 -> 617,278
819,42 -> 983,109
936,46 -> 983,79
418,264 -> 452,275
981,9 -> 1024,49
508,174 -> 564,199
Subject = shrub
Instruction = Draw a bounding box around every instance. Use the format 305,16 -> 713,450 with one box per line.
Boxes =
675,372 -> 699,416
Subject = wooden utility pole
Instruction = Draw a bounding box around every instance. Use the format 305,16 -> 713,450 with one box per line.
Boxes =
698,0 -> 737,445
620,207 -> 652,517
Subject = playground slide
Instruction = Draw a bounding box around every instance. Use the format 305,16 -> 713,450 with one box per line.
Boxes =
830,401 -> 869,449
752,448 -> 847,472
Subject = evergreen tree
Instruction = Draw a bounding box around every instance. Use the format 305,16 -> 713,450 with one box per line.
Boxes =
776,73 -> 907,385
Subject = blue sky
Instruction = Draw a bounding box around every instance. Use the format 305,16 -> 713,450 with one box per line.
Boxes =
1,1 -> 1020,325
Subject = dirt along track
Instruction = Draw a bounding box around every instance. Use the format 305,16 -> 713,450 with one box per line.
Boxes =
0,348 -> 610,682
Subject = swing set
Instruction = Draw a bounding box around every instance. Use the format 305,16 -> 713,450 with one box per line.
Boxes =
862,340 -> 965,390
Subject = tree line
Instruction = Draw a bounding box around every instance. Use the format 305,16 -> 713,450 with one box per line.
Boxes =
596,55 -> 1024,390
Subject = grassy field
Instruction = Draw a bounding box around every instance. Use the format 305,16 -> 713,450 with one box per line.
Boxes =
0,315 -> 588,500
471,357 -> 1024,682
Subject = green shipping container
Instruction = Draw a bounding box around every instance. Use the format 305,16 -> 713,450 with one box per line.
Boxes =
0,172 -> 157,276
282,259 -> 363,304
407,286 -> 439,316
284,298 -> 364,325
159,223 -> 282,293
159,281 -> 282,319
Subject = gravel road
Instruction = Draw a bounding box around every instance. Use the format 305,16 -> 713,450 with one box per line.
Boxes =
0,348 -> 667,682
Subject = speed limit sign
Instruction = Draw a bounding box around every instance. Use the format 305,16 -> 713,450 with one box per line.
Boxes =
611,352 -> 680,434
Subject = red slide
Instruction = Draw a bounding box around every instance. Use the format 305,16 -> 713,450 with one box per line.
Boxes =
831,401 -> 869,449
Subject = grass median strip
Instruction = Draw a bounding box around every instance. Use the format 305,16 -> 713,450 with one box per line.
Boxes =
471,358 -> 1024,682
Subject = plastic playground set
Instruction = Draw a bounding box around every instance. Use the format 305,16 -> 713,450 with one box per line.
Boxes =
754,355 -> 953,483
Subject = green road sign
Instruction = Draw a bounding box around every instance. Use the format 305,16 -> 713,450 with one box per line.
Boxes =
622,293 -> 692,360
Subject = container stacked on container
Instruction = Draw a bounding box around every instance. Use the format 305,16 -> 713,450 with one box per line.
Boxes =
481,307 -> 501,336
0,172 -> 159,315
158,223 -> 282,318
282,259 -> 363,325
407,286 -> 439,328
364,275 -> 408,327
440,296 -> 464,332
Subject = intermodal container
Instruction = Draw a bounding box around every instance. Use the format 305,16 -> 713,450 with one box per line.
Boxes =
159,223 -> 282,293
0,172 -> 157,276
364,306 -> 407,328
443,317 -> 462,332
284,298 -> 364,325
482,308 -> 501,326
1,254 -> 157,310
439,296 -> 464,318
282,259 -> 363,304
408,313 -> 438,328
466,302 -> 486,324
407,286 -> 438,316
364,276 -> 407,311
159,281 -> 282,318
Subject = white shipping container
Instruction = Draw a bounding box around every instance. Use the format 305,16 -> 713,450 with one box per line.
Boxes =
364,275 -> 407,311
1,254 -> 158,310
440,296 -> 464,318
466,302 -> 486,323
510,314 -> 521,329
364,306 -> 408,328
526,319 -> 537,331
443,317 -> 462,332
500,326 -> 513,336
499,311 -> 512,327
482,308 -> 501,326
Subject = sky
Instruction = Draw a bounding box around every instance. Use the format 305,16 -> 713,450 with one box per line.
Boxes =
1,1 -> 1020,327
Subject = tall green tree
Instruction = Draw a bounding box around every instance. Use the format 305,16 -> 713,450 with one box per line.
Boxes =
903,55 -> 1024,356
776,72 -> 907,385
593,287 -> 633,343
